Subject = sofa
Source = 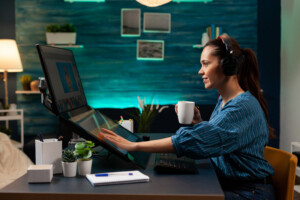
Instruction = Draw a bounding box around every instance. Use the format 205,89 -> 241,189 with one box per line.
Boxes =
0,132 -> 33,189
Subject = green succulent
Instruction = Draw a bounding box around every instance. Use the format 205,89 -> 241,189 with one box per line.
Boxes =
46,24 -> 76,32
62,149 -> 76,162
74,141 -> 95,161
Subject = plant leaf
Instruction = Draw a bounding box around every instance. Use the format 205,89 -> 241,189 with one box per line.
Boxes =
75,142 -> 85,150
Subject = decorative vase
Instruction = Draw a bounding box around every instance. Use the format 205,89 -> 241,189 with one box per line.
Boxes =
77,159 -> 92,176
62,161 -> 77,177
201,32 -> 210,46
46,32 -> 76,45
30,80 -> 40,91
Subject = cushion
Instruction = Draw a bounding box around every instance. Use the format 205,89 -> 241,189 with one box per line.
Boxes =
0,132 -> 33,189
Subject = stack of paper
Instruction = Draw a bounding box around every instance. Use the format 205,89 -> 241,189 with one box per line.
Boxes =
86,170 -> 150,186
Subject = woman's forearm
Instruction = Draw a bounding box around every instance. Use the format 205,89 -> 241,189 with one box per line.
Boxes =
135,137 -> 175,153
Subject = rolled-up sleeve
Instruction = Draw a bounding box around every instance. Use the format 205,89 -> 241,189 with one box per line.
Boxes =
171,104 -> 254,159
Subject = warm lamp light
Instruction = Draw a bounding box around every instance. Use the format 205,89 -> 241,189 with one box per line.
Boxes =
136,0 -> 172,7
0,39 -> 23,107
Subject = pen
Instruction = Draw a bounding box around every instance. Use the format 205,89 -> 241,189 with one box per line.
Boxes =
39,133 -> 44,142
95,172 -> 133,177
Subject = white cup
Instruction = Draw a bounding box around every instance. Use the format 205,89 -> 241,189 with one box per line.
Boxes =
177,101 -> 195,124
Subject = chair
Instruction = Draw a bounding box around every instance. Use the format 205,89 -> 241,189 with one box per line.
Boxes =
264,146 -> 298,200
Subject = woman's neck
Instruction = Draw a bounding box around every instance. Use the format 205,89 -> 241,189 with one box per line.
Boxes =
218,76 -> 245,107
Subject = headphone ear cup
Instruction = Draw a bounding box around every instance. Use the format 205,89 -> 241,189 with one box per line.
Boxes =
220,57 -> 237,76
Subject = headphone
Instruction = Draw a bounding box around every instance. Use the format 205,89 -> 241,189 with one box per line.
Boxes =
217,35 -> 238,76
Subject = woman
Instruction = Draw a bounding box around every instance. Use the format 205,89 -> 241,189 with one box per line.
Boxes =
100,34 -> 276,199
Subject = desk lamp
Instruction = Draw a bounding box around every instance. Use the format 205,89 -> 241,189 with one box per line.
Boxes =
0,39 -> 23,107
136,0 -> 171,7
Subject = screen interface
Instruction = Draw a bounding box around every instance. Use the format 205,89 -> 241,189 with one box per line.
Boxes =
69,109 -> 141,155
38,45 -> 87,113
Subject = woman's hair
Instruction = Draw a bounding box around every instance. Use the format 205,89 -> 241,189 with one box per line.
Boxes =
204,35 -> 275,138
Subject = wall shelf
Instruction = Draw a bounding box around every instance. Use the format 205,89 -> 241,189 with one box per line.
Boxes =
16,90 -> 40,94
64,0 -> 105,2
193,44 -> 204,48
49,44 -> 84,48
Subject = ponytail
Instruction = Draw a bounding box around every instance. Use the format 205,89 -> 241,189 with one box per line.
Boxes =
205,36 -> 275,139
239,49 -> 276,138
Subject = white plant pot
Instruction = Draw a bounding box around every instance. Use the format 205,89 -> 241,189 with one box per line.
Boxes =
62,161 -> 77,177
77,159 -> 93,176
46,32 -> 76,45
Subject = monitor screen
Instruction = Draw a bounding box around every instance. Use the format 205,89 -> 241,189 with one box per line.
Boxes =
36,45 -> 87,114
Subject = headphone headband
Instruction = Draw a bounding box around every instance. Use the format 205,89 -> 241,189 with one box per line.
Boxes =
217,35 -> 233,55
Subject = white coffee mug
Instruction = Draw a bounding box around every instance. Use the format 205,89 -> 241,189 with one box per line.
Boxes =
177,101 -> 195,124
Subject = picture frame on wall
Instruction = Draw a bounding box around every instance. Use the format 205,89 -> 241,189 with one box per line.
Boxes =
143,13 -> 171,33
121,8 -> 141,37
137,40 -> 164,61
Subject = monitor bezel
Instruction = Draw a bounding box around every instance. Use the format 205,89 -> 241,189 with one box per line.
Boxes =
36,44 -> 88,115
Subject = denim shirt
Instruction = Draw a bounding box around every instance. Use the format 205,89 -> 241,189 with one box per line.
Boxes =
171,91 -> 274,180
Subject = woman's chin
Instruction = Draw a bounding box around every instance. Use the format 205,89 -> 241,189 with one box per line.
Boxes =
204,84 -> 212,89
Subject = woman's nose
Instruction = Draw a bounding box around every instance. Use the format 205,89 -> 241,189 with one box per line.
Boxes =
198,67 -> 204,75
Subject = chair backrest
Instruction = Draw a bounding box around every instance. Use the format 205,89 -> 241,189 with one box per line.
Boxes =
264,146 -> 298,200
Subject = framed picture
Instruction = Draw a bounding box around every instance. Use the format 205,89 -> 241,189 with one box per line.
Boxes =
137,40 -> 164,61
121,9 -> 141,37
143,13 -> 171,33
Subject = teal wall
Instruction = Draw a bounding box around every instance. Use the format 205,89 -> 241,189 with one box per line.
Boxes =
15,0 -> 257,137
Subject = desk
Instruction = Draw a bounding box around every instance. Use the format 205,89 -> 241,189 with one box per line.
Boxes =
0,134 -> 224,200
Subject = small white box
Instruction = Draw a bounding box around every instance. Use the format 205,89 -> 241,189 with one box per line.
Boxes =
119,120 -> 134,132
27,164 -> 53,183
35,139 -> 62,174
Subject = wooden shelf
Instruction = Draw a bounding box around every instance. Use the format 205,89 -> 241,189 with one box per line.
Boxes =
48,44 -> 84,48
193,44 -> 204,48
16,90 -> 40,94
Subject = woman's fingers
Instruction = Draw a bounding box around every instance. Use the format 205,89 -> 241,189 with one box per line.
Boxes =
98,132 -> 105,140
101,128 -> 118,136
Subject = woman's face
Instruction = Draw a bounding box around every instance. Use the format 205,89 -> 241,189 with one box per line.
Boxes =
199,46 -> 227,89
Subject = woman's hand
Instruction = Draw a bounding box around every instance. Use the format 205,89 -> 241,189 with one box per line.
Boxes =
192,106 -> 203,124
98,128 -> 137,151
175,104 -> 203,125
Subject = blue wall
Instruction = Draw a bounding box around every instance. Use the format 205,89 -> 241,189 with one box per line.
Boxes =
15,0 -> 258,137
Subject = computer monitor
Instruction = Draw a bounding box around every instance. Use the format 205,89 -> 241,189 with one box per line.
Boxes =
36,44 -> 150,168
36,45 -> 87,115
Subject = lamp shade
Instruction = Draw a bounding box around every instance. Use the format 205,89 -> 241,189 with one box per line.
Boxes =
0,39 -> 23,72
136,0 -> 172,7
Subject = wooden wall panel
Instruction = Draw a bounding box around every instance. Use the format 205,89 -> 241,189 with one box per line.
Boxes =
15,0 -> 257,136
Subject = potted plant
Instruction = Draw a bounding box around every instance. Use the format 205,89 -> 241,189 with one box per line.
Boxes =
61,149 -> 77,177
20,75 -> 32,91
74,140 -> 94,176
131,96 -> 169,133
46,24 -> 76,45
